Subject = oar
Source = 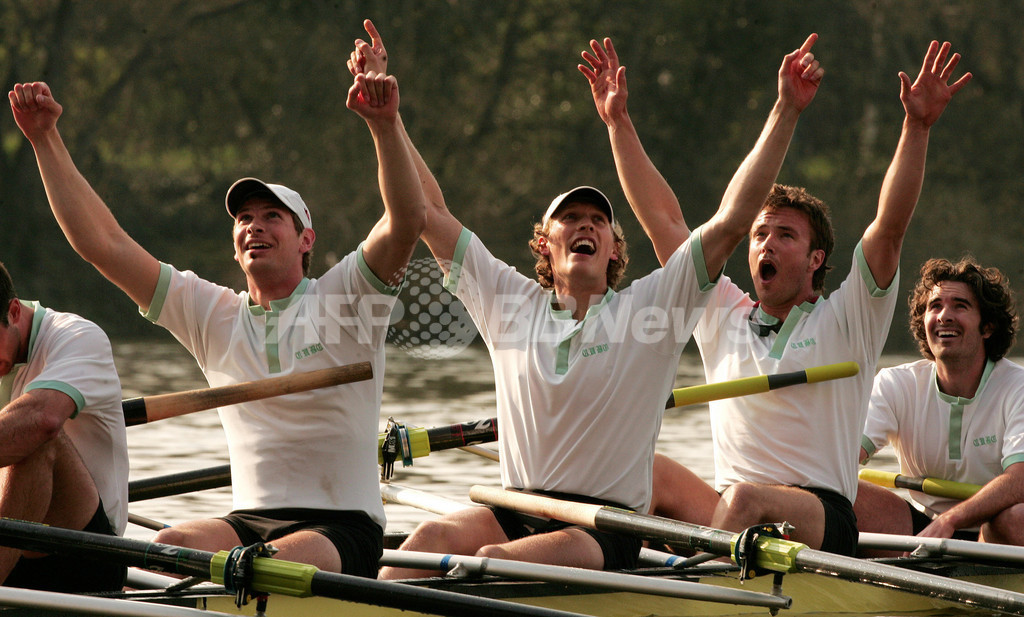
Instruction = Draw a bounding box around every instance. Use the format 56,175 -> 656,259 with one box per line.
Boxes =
0,585 -> 234,617
0,518 -> 588,617
381,549 -> 790,611
859,468 -> 982,500
469,486 -> 1024,615
381,483 -> 706,572
128,418 -> 500,503
666,361 -> 859,409
130,465 -> 232,502
122,361 -> 373,426
859,532 -> 1024,565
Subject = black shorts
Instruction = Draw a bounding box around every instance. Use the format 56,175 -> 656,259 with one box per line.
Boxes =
908,502 -> 979,541
805,487 -> 858,556
219,508 -> 383,578
490,491 -> 641,570
5,500 -> 126,593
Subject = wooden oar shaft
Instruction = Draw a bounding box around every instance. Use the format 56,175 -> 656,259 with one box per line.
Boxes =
469,486 -> 1024,615
667,361 -> 859,409
123,361 -> 373,426
0,518 -> 587,617
859,468 -> 982,500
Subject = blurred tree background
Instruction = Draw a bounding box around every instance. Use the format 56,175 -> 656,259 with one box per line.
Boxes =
1,0 -> 1021,353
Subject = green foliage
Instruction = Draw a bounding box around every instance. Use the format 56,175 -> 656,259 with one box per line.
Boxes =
1,0 -> 1021,352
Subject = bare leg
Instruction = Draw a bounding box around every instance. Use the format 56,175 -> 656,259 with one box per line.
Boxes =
379,506 -> 507,580
712,482 -> 826,549
852,479 -> 913,557
649,453 -> 719,525
981,504 -> 1024,546
0,432 -> 98,583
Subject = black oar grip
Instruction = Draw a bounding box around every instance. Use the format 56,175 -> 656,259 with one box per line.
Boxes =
122,398 -> 147,427
765,371 -> 808,390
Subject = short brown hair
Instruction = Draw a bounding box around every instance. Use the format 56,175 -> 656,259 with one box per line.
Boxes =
909,257 -> 1017,362
761,184 -> 835,292
528,220 -> 629,290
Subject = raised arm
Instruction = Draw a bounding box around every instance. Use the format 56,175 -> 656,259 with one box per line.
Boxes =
579,38 -> 687,266
345,70 -> 427,285
9,82 -> 160,310
699,34 -> 823,278
861,41 -> 972,290
349,19 -> 462,272
583,35 -> 823,278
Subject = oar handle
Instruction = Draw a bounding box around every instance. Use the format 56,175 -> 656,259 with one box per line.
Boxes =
470,485 -> 603,527
123,361 -> 373,426
666,361 -> 859,409
858,468 -> 982,500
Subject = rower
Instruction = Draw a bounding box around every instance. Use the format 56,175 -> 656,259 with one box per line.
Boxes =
0,263 -> 128,592
365,20 -> 821,578
8,41 -> 426,577
857,257 -> 1024,549
639,40 -> 971,556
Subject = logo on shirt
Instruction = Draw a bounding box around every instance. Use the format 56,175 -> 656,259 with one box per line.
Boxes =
790,337 -> 817,350
581,343 -> 609,358
973,435 -> 998,447
295,342 -> 324,360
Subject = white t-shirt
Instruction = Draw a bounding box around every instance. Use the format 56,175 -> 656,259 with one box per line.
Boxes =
863,358 -> 1024,518
0,302 -> 128,534
143,247 -> 397,527
444,227 -> 713,512
694,242 -> 897,502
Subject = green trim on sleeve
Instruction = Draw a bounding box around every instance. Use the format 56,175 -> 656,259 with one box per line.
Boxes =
860,435 -> 878,459
141,263 -> 174,322
1004,454 -> 1024,470
854,240 -> 897,297
24,381 -> 85,419
443,228 -> 473,294
690,227 -> 717,290
356,242 -> 403,296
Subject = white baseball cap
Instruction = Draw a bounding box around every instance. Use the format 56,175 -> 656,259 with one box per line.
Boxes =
541,186 -> 614,225
225,178 -> 312,230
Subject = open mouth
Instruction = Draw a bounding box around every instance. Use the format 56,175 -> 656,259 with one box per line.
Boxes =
247,242 -> 272,252
570,239 -> 596,255
935,329 -> 959,339
759,261 -> 777,281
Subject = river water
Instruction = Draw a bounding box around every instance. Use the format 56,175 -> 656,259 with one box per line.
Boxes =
117,339 -> 907,540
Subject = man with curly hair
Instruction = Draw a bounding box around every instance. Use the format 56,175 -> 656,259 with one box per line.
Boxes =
358,19 -> 823,575
856,257 -> 1024,545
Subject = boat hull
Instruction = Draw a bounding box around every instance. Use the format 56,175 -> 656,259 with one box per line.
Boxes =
198,561 -> 1024,617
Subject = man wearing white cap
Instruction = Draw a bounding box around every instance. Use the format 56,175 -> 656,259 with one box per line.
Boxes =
350,23 -> 789,578
9,65 -> 426,576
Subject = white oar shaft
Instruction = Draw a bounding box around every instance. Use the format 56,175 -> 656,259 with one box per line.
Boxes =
0,584 -> 232,616
458,444 -> 499,461
859,532 -> 1024,565
380,550 -> 790,610
380,483 -> 470,516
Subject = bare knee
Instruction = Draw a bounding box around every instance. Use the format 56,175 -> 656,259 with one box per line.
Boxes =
153,526 -> 190,548
983,504 -> 1024,545
475,543 -> 512,560
400,519 -> 465,553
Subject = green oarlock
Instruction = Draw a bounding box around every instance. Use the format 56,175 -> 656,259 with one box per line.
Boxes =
210,551 -> 319,597
728,535 -> 807,575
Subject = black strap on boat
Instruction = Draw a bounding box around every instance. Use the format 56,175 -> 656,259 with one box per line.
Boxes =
380,417 -> 414,481
733,523 -> 786,582
380,417 -> 401,481
223,542 -> 275,608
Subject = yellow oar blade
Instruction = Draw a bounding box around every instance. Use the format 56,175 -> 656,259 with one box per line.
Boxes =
667,361 -> 859,409
858,468 -> 982,500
